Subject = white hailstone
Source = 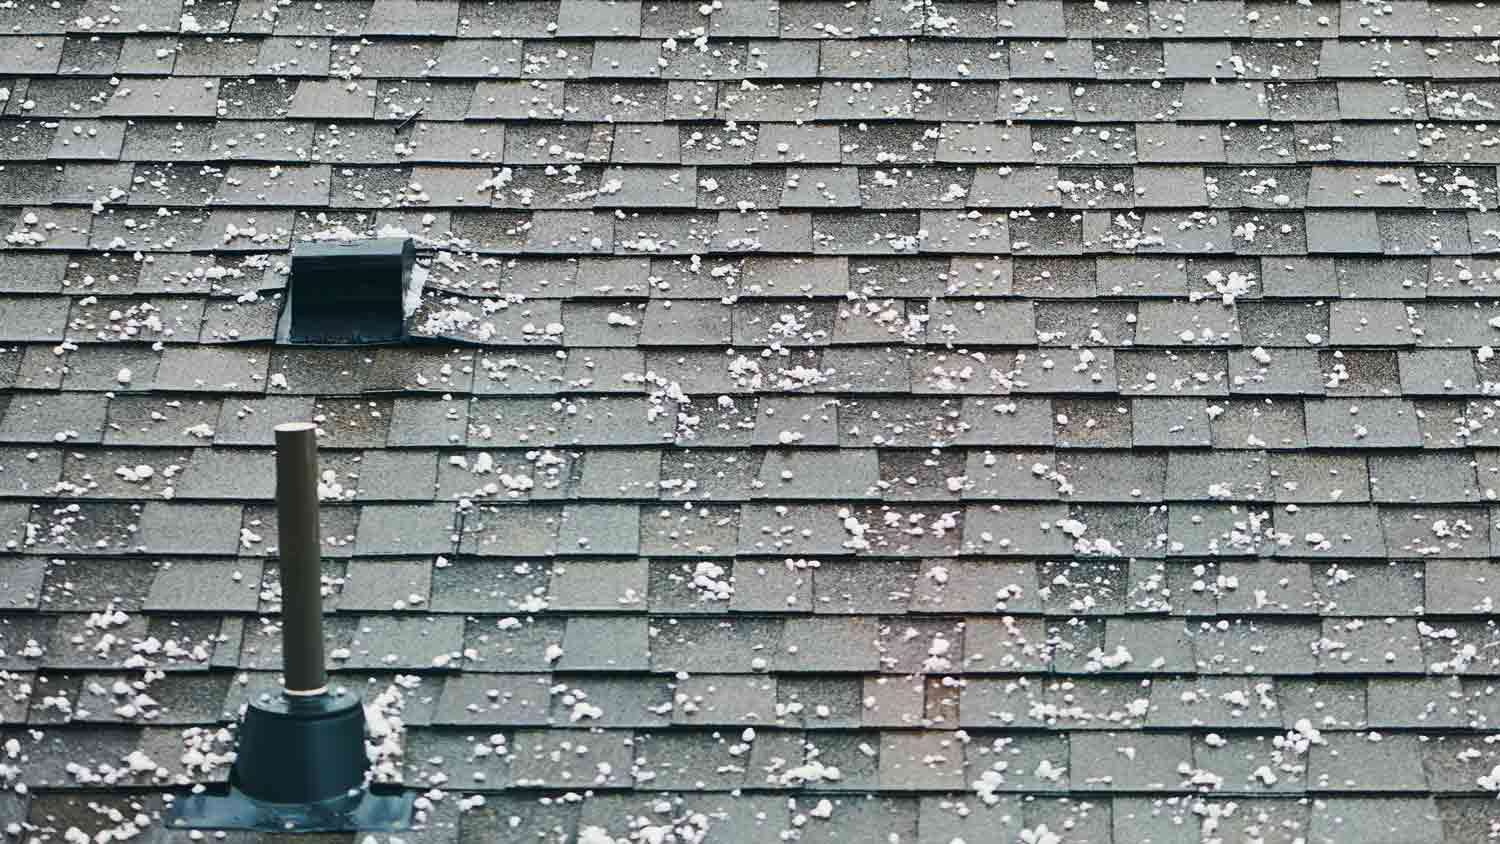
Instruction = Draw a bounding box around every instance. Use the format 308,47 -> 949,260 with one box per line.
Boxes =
571,701 -> 604,721
1019,825 -> 1061,844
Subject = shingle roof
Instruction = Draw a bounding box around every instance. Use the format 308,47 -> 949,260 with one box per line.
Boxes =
4,0 -> 1500,840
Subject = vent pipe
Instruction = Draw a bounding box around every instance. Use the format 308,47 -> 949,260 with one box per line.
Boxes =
165,422 -> 413,832
275,422 -> 327,695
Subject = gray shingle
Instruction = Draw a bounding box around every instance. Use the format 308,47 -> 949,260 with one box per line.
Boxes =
1148,676 -> 1282,729
1311,732 -> 1429,791
342,614 -> 464,670
1320,616 -> 1426,673
1166,450 -> 1271,500
356,503 -> 458,554
1425,559 -> 1500,613
3,0 -> 1499,825
146,559 -> 263,612
1132,398 -> 1213,447
670,673 -> 774,727
463,615 -> 565,672
1319,350 -> 1402,400
650,617 -> 782,673
1381,505 -> 1491,558
139,502 -> 243,555
1305,398 -> 1421,448
1194,618 -> 1319,675
1368,675 -> 1467,729
0,557 -> 45,610
1071,730 -> 1193,791
1370,452 -> 1478,502
557,616 -> 649,671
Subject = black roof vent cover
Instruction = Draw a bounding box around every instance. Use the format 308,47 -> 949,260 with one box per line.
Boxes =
284,238 -> 416,344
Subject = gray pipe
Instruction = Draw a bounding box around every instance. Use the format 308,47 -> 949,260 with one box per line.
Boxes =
274,421 -> 327,695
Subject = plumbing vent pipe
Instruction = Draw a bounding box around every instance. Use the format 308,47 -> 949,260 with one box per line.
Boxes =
165,422 -> 414,832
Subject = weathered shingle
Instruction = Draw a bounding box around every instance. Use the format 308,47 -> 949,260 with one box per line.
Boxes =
10,2 -> 1500,836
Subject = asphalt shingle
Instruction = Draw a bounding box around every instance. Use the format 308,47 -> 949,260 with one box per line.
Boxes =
9,4 -> 1500,838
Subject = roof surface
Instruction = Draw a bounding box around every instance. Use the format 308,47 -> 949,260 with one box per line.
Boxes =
5,0 -> 1500,841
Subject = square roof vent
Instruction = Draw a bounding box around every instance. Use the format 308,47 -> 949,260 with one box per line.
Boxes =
283,238 -> 417,344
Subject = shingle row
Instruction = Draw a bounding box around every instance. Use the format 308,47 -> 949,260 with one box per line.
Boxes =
19,119 -> 1500,167
19,34 -> 1500,80
7,496 -> 1500,559
4,347 -> 1500,406
10,552 -> 1500,620
3,599 -> 1500,680
10,0 -> 1500,42
2,76 -> 1469,122
3,444 -> 1496,505
22,205 -> 1500,256
1,714 -> 1498,796
8,388 -> 1500,447
10,252 -> 1500,300
11,787 -> 1489,844
13,162 -> 1500,212
9,296 -> 1499,352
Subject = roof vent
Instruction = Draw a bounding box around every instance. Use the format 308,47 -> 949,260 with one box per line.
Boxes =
282,238 -> 417,344
165,423 -> 415,833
